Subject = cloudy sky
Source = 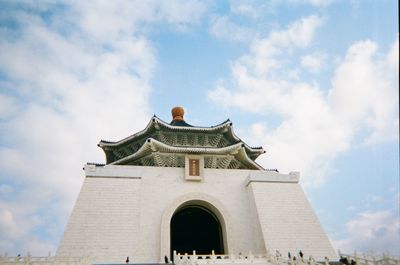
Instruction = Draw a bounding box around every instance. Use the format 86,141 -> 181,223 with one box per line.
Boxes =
0,0 -> 398,257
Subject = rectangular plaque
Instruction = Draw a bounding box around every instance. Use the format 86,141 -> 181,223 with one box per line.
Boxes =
189,159 -> 200,176
185,155 -> 203,181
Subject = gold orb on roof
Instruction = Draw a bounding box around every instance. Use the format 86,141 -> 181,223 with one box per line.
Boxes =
171,106 -> 184,121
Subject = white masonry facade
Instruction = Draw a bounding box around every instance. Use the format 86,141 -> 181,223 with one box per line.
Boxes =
56,107 -> 337,264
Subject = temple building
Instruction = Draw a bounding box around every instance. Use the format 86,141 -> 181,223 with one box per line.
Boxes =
56,107 -> 337,264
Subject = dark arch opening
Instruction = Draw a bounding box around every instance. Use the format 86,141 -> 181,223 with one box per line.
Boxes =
170,205 -> 224,258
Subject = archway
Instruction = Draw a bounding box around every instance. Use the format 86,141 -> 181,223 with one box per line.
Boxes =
170,205 -> 224,257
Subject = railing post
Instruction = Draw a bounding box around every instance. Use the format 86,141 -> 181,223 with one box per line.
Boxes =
308,255 -> 315,265
275,250 -> 281,262
25,252 -> 31,265
193,250 -> 197,264
353,253 -> 358,265
249,251 -> 254,263
324,256 -> 329,265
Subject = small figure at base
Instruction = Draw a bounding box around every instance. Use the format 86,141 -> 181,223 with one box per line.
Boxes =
126,256 -> 129,264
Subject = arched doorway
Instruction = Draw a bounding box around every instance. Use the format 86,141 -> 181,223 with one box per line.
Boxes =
170,205 -> 224,257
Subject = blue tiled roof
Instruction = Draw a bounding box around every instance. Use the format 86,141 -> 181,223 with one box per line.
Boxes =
169,120 -> 193,127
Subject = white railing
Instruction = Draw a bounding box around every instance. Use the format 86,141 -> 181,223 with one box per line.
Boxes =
173,250 -> 327,265
0,254 -> 92,265
1,252 -> 398,265
338,252 -> 399,265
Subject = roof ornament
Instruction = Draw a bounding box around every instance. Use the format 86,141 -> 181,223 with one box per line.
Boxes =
171,106 -> 184,121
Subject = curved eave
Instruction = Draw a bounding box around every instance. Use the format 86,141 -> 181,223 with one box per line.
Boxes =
236,148 -> 265,170
223,123 -> 265,158
110,138 -> 264,170
98,116 -> 265,161
99,116 -> 157,147
98,116 -> 233,148
244,144 -> 265,159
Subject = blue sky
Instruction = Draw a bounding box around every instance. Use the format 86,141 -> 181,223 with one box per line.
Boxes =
0,0 -> 398,257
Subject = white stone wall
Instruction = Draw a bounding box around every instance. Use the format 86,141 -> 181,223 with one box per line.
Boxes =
56,165 -> 336,263
248,176 -> 337,260
56,176 -> 141,262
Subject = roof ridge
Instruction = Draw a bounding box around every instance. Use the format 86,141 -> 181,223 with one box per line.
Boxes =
99,116 -> 234,147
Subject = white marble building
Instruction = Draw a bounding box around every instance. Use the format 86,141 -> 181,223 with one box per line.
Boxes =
56,107 -> 337,264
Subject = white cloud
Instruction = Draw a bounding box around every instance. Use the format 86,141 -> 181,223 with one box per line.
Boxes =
0,94 -> 19,119
0,184 -> 13,195
0,1 -> 209,255
329,40 -> 399,144
387,36 -> 399,71
241,15 -> 323,75
209,15 -> 256,42
308,0 -> 332,6
229,0 -> 274,19
0,210 -> 20,239
333,210 -> 400,255
287,0 -> 332,7
228,0 -> 331,19
230,3 -> 260,19
158,0 -> 208,26
267,15 -> 322,47
301,52 -> 327,72
208,14 -> 399,187
71,0 -> 208,39
346,206 -> 356,212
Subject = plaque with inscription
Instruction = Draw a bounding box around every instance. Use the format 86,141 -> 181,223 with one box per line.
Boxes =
189,159 -> 200,176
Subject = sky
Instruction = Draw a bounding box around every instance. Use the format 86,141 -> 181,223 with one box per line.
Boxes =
0,0 -> 398,257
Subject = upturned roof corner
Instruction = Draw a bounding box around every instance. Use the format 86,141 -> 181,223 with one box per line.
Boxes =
97,108 -> 266,170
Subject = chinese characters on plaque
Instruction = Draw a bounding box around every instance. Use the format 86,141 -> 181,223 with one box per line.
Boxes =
185,155 -> 203,181
189,159 -> 200,176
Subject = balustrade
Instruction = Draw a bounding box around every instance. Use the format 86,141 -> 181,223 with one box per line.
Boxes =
0,252 -> 398,265
338,252 -> 399,265
0,254 -> 92,265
